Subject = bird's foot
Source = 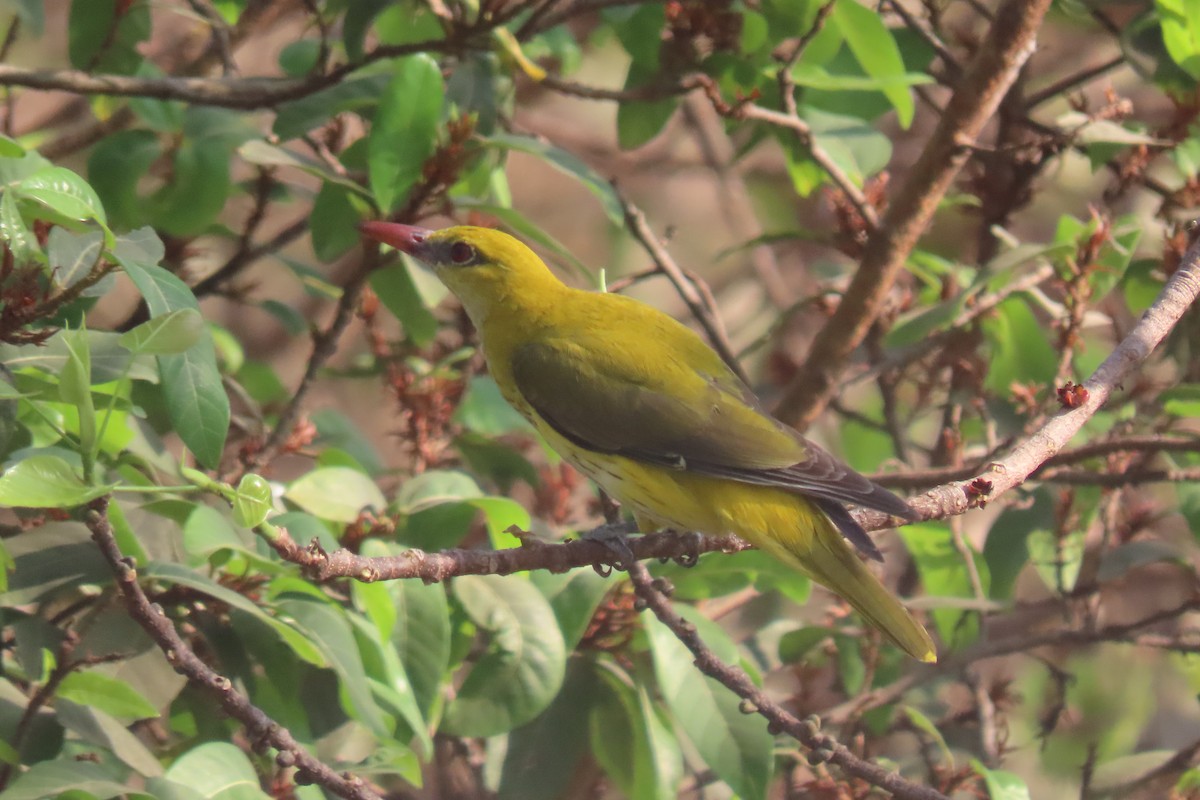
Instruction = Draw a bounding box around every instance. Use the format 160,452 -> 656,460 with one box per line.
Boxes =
667,530 -> 705,568
581,521 -> 638,575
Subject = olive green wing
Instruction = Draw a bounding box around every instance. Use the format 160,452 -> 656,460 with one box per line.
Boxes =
510,339 -> 915,556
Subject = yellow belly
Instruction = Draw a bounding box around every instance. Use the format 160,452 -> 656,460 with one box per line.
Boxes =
538,421 -> 827,562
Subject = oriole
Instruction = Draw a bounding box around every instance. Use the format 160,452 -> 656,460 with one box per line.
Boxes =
360,222 -> 935,662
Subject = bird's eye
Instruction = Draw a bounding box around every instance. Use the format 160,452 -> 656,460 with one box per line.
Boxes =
449,241 -> 475,265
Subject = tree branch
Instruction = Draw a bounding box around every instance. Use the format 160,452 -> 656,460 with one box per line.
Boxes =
83,499 -> 381,800
620,546 -> 951,800
262,521 -> 749,582
864,232 -> 1200,529
773,0 -> 1054,429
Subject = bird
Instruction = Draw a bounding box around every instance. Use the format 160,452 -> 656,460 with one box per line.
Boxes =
359,221 -> 936,662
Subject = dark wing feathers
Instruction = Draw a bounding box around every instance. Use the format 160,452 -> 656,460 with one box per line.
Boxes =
510,340 -> 916,549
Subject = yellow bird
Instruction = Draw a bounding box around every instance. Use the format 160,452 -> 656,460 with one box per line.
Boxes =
360,222 -> 936,662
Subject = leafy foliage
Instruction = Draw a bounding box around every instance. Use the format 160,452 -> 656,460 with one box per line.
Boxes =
0,2 -> 1197,800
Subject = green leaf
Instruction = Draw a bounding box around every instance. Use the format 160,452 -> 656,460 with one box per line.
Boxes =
237,140 -> 371,198
276,594 -> 391,738
182,502 -> 248,562
69,0 -> 150,74
1,330 -> 156,383
395,469 -> 482,512
1027,526 -> 1085,594
56,698 -> 163,776
831,0 -> 915,127
369,262 -> 439,345
443,575 -> 567,737
0,135 -> 24,158
391,578 -> 452,721
87,129 -> 160,231
530,568 -> 613,650
231,473 -> 273,528
1161,383 -> 1200,416
453,376 -> 531,436
2,759 -> 130,800
343,0 -> 391,60
0,187 -> 41,264
118,309 -> 206,355
274,70 -> 392,141
487,133 -> 622,224
1157,0 -> 1200,79
279,37 -> 322,76
1122,258 -> 1162,313
144,562 -> 325,666
58,327 -> 96,467
56,671 -> 159,720
0,735 -> 17,765
498,658 -> 598,800
472,496 -> 531,548
591,663 -> 683,800
792,63 -> 934,92
0,454 -> 115,508
115,239 -> 230,468
971,759 -> 1032,800
983,490 -> 1047,600
981,296 -> 1058,395
311,182 -> 364,262
1,521 -> 112,607
645,612 -> 772,800
161,741 -> 268,799
284,466 -> 386,523
47,228 -> 106,295
898,522 -> 989,650
149,138 -> 233,237
368,54 -> 444,214
904,706 -> 953,767
18,166 -> 107,226
617,63 -> 679,149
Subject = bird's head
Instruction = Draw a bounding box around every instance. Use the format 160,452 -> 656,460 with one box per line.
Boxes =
359,222 -> 563,324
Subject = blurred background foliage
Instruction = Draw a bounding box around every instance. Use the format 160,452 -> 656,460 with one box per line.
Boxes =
0,0 -> 1197,798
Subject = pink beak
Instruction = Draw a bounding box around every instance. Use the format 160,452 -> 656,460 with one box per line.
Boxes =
358,221 -> 434,255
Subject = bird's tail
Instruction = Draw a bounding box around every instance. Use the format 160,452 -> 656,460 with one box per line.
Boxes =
752,508 -> 937,663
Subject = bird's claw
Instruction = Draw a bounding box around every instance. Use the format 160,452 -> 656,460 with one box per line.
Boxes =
583,521 -> 638,573
671,531 -> 705,568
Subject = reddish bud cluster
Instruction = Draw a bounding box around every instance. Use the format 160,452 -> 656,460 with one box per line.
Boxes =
0,249 -> 57,345
414,115 -> 477,219
579,582 -> 639,656
827,173 -> 889,258
532,462 -> 582,526
966,477 -> 993,507
662,0 -> 742,68
1056,381 -> 1089,409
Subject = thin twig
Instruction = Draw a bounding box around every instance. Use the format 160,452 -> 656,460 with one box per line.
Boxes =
1024,55 -> 1125,110
83,499 -> 382,800
618,192 -> 750,384
739,103 -> 878,231
618,544 -> 952,800
239,246 -> 379,474
871,434 -> 1200,489
876,231 -> 1200,528
191,215 -> 309,299
826,596 -> 1200,726
680,97 -> 793,307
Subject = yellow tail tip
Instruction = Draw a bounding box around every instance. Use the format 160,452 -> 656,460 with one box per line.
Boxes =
919,649 -> 938,664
